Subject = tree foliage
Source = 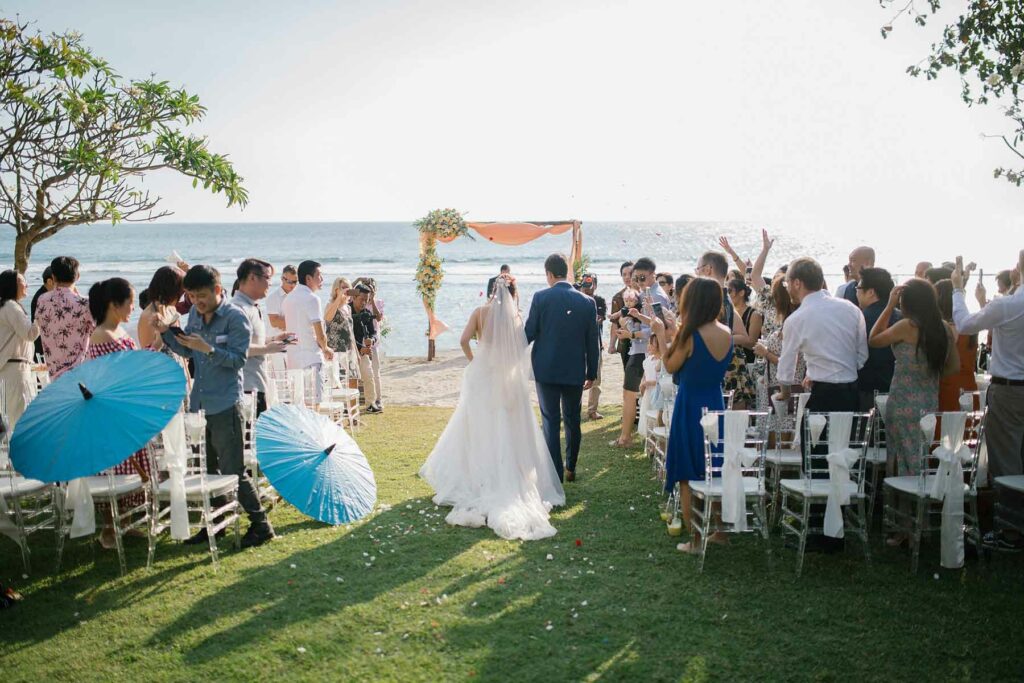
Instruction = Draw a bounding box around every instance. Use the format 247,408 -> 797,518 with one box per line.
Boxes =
0,18 -> 247,271
880,1 -> 1024,186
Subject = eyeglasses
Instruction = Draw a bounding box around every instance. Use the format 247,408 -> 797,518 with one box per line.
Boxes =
634,273 -> 650,282
283,278 -> 298,285
658,280 -> 672,286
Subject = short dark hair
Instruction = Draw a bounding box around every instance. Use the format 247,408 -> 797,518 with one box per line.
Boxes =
183,265 -> 220,292
237,258 -> 272,283
633,257 -> 656,273
996,269 -> 1013,290
858,267 -> 893,301
619,261 -> 634,275
499,264 -> 510,273
924,266 -> 953,284
50,256 -> 79,284
698,251 -> 728,278
146,266 -> 184,306
42,266 -> 53,283
297,260 -> 321,286
544,253 -> 569,279
88,277 -> 133,324
282,264 -> 297,275
787,257 -> 825,291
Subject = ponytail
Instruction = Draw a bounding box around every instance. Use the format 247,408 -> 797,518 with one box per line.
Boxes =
88,277 -> 134,324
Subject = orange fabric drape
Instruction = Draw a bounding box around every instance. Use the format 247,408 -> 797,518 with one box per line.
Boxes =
422,220 -> 583,344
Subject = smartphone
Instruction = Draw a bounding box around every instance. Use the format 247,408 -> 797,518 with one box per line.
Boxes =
168,325 -> 185,336
652,302 -> 665,321
979,268 -> 985,283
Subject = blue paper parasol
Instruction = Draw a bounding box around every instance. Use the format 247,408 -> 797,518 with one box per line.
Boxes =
11,351 -> 186,482
256,404 -> 377,525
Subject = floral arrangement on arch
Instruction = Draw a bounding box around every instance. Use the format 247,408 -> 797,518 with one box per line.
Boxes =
414,208 -> 473,310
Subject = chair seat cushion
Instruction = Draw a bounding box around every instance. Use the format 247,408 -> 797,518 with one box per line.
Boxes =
884,475 -> 969,497
780,478 -> 859,498
691,477 -> 764,497
0,475 -> 50,498
766,449 -> 801,466
327,389 -> 359,401
83,475 -> 144,497
994,475 -> 1024,494
157,474 -> 238,501
650,426 -> 668,439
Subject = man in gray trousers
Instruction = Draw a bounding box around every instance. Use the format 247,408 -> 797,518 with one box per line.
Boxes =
952,252 -> 1024,550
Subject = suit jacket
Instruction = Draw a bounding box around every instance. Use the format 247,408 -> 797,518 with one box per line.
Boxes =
525,281 -> 600,386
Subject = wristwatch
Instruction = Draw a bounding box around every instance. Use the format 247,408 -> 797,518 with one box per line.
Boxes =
204,345 -> 215,358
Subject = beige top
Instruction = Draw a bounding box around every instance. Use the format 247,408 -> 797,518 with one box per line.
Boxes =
0,299 -> 40,365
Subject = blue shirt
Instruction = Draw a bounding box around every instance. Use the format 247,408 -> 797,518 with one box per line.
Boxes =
629,284 -> 672,356
162,298 -> 251,415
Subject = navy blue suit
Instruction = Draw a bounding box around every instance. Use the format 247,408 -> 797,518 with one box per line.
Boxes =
525,281 -> 600,480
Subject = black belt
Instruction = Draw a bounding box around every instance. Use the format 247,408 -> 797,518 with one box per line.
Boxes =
991,376 -> 1024,387
810,380 -> 857,388
5,359 -> 30,364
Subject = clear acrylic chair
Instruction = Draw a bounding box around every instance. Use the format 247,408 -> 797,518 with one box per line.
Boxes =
864,392 -> 890,527
315,360 -> 362,431
689,410 -> 770,573
993,476 -> 1024,539
149,411 -> 241,568
239,393 -> 276,506
881,410 -> 986,573
765,391 -> 808,527
779,411 -> 873,577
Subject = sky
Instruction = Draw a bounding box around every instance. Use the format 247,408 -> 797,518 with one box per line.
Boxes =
3,0 -> 1023,261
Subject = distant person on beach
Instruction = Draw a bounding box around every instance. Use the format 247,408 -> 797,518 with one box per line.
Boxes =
487,265 -> 511,299
29,265 -> 53,362
282,260 -> 334,403
266,264 -> 297,332
579,273 -> 606,420
36,256 -> 95,379
351,281 -> 382,413
0,269 -> 40,428
233,258 -> 289,416
156,265 -> 275,549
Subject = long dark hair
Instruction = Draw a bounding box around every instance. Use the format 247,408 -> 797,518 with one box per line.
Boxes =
670,277 -> 724,358
0,270 -> 19,309
934,279 -> 977,350
88,277 -> 134,324
899,278 -> 948,377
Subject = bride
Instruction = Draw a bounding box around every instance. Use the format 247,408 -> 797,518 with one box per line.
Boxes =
419,275 -> 565,540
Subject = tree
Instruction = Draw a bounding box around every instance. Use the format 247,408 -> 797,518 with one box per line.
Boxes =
0,18 -> 247,272
879,1 -> 1024,187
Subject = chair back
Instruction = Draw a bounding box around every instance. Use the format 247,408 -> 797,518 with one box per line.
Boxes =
801,411 -> 872,492
917,409 -> 986,492
770,391 -> 809,453
700,410 -> 769,485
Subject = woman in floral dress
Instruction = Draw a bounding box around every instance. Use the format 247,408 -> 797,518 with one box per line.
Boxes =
326,277 -> 356,379
88,278 -> 153,549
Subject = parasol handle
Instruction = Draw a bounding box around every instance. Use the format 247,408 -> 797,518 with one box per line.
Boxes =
324,443 -> 335,456
78,383 -> 94,400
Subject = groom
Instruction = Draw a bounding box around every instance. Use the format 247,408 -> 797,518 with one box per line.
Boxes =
525,254 -> 600,482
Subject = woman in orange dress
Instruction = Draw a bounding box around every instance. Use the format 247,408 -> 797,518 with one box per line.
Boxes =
935,279 -> 978,410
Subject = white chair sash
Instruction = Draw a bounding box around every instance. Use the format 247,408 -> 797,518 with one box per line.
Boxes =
65,477 -> 95,539
161,413 -> 190,540
811,412 -> 860,539
700,412 -> 719,443
874,393 -> 889,417
922,412 -> 971,569
719,411 -> 759,531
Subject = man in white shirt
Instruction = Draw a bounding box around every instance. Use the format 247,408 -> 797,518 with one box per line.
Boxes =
282,260 -> 334,402
265,264 -> 297,332
952,253 -> 1024,548
777,257 -> 868,411
232,259 -> 288,415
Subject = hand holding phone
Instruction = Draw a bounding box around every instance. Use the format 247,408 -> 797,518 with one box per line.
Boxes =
168,325 -> 185,337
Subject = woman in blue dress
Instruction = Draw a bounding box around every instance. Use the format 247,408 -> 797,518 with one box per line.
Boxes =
651,277 -> 734,553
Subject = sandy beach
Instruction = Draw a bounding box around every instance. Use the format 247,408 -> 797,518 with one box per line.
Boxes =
381,349 -> 627,407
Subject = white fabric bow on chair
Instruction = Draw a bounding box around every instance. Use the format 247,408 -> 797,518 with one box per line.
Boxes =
923,412 -> 971,569
719,411 -> 759,532
700,412 -> 719,444
65,478 -> 95,539
161,413 -> 190,540
816,412 -> 860,539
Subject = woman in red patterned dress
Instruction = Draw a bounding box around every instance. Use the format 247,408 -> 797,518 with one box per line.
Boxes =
87,278 -> 152,550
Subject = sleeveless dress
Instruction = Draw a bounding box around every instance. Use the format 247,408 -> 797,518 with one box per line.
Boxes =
885,342 -> 940,476
89,337 -> 153,508
665,332 -> 733,490
938,334 -> 977,411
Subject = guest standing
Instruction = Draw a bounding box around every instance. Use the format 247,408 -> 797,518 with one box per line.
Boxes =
354,277 -> 385,410
137,266 -> 185,352
0,270 -> 39,428
265,264 -> 297,332
651,278 -> 733,554
29,266 -> 53,362
36,256 -> 95,379
697,251 -> 753,406
951,254 -> 1024,549
935,279 -> 978,411
351,282 -> 382,413
87,278 -> 150,549
157,265 -> 275,549
608,261 -> 635,368
855,268 -> 900,411
233,259 -> 288,416
325,277 -> 356,380
579,273 -> 607,420
868,279 -> 958,476
841,246 -> 875,305
282,260 -> 334,403
656,272 -> 675,311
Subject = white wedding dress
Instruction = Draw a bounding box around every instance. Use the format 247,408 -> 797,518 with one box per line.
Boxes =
419,283 -> 565,540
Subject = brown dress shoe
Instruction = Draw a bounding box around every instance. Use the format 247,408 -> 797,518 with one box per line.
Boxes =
565,470 -> 576,482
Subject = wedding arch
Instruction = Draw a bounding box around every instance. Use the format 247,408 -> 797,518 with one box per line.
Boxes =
414,209 -> 583,360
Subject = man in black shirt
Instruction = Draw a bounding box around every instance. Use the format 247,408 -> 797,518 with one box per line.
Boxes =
580,273 -> 607,420
29,266 -> 54,361
855,267 -> 899,411
350,283 -> 382,412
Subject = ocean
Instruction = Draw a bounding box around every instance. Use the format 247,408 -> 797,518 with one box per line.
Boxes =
0,221 -> 970,357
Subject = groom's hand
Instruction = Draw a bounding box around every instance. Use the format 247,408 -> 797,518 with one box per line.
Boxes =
583,379 -> 594,390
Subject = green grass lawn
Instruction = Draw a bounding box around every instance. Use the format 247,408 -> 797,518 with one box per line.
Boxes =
1,405 -> 1022,682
